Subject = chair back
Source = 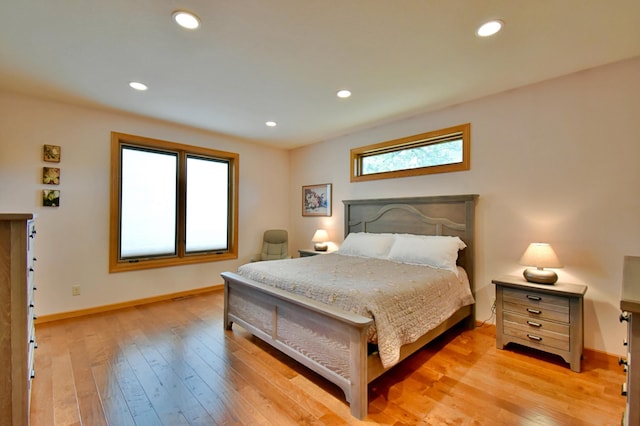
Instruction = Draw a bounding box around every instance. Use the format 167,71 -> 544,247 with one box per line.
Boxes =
260,229 -> 289,260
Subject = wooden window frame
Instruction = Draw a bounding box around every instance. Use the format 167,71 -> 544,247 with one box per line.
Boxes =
109,132 -> 239,273
350,123 -> 470,182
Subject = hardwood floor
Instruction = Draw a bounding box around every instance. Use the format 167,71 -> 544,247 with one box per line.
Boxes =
31,290 -> 626,425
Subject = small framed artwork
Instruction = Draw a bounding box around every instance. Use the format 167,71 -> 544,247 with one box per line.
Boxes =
43,144 -> 61,162
302,183 -> 332,217
43,189 -> 60,207
43,167 -> 60,185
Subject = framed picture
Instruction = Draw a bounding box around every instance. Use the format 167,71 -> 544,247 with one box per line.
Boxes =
42,189 -> 60,207
302,183 -> 332,217
43,167 -> 60,185
43,144 -> 61,162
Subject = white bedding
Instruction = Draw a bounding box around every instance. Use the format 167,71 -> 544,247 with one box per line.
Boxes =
237,253 -> 474,368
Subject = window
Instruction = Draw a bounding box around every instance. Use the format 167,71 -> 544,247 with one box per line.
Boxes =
110,132 -> 238,272
351,123 -> 470,182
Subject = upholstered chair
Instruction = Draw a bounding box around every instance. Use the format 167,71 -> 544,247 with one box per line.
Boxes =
250,229 -> 291,261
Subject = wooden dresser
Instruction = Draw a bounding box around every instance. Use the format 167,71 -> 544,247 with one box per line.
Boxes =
0,214 -> 36,426
621,256 -> 640,426
493,275 -> 587,372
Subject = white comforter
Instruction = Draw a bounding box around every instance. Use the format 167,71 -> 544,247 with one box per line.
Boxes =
237,253 -> 474,368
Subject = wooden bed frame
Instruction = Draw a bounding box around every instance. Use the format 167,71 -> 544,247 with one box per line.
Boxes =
221,194 -> 478,419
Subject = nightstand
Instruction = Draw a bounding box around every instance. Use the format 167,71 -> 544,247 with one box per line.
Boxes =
492,275 -> 587,372
298,249 -> 333,257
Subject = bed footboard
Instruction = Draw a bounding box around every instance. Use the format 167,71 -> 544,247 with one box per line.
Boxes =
221,271 -> 373,419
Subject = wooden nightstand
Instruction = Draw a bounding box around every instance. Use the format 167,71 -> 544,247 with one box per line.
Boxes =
298,249 -> 333,257
492,275 -> 587,372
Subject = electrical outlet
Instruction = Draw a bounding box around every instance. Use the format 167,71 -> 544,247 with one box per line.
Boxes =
71,285 -> 80,296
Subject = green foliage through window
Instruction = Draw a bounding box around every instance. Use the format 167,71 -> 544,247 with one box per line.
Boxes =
351,123 -> 470,182
362,140 -> 463,174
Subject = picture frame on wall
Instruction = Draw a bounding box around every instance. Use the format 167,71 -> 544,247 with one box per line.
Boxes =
43,144 -> 61,162
302,183 -> 332,217
42,189 -> 60,207
42,167 -> 60,185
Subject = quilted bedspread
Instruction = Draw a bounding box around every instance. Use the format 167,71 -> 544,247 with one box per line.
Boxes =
237,253 -> 474,368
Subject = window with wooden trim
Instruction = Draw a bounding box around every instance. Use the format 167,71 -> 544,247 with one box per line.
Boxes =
109,132 -> 239,272
351,123 -> 470,182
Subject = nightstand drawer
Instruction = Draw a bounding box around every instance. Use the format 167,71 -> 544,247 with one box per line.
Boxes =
503,311 -> 569,339
503,322 -> 570,352
503,287 -> 569,323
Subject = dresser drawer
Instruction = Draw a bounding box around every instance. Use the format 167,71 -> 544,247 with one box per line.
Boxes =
503,287 -> 569,323
502,311 -> 570,351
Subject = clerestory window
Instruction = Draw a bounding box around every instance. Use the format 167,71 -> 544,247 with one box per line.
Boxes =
351,123 -> 470,182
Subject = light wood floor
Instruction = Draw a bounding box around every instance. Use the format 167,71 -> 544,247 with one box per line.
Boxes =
31,290 -> 626,425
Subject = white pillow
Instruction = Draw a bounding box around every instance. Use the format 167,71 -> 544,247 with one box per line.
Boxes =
337,232 -> 395,259
387,234 -> 466,274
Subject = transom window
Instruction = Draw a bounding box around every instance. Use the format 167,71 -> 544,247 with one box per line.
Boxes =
109,132 -> 238,272
351,123 -> 470,182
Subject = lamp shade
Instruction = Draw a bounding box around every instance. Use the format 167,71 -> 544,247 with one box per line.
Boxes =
519,243 -> 563,268
312,229 -> 329,251
519,243 -> 562,284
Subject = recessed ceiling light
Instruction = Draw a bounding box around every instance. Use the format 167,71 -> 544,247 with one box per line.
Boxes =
265,121 -> 277,127
337,89 -> 352,99
172,10 -> 200,30
477,20 -> 503,37
129,81 -> 148,91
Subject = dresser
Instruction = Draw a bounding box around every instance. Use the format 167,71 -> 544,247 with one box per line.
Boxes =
0,214 -> 37,426
620,256 -> 640,426
492,275 -> 587,372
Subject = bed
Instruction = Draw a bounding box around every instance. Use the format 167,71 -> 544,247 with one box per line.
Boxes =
221,194 -> 478,419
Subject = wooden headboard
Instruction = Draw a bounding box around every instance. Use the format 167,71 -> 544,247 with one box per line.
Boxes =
343,194 -> 479,290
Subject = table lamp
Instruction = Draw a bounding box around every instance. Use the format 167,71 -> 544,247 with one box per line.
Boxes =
519,242 -> 563,284
312,229 -> 329,251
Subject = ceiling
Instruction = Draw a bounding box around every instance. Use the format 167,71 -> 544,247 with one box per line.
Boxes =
1,1 -> 639,149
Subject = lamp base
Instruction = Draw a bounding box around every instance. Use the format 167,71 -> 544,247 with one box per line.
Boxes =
314,242 -> 328,251
523,268 -> 558,285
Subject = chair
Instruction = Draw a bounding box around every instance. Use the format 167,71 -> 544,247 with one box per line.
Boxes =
250,229 -> 291,262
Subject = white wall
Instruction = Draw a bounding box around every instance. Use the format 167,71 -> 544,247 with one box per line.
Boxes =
0,92 -> 290,316
3,57 -> 639,356
289,57 -> 640,356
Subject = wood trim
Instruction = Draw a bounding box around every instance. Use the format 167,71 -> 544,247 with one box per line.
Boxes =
350,123 -> 470,182
109,131 -> 240,273
35,285 -> 223,324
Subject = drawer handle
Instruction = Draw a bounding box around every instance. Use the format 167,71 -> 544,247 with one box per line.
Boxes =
527,321 -> 542,328
526,308 -> 542,315
31,370 -> 35,379
526,334 -> 542,342
526,295 -> 542,301
622,383 -> 627,397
